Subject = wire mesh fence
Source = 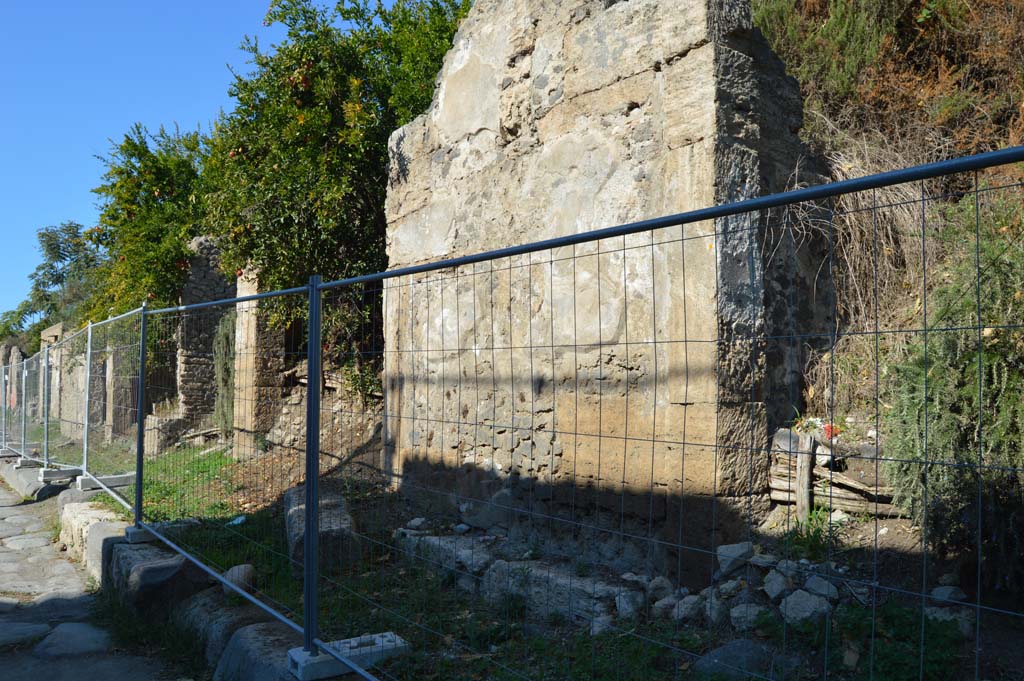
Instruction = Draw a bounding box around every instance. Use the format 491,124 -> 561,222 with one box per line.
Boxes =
0,147 -> 1022,680
84,311 -> 143,484
4,354 -> 26,459
46,325 -> 90,470
138,292 -> 310,632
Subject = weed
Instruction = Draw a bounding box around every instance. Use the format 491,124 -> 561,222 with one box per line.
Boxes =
781,507 -> 834,562
45,516 -> 60,540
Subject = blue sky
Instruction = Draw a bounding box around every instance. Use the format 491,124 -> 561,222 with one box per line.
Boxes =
0,2 -> 293,314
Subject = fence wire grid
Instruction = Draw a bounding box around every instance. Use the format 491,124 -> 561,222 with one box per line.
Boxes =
1,146 -> 1023,681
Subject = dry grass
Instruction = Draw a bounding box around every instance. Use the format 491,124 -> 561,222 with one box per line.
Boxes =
796,120 -> 955,417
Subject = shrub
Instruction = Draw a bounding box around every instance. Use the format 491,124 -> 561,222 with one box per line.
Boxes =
884,192 -> 1024,600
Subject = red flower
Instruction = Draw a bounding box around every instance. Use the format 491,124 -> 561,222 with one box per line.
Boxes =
823,423 -> 842,440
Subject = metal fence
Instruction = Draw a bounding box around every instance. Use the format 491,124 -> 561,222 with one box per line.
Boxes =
2,146 -> 1024,680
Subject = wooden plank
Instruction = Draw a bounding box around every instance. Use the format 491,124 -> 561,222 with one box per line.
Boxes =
770,478 -> 868,502
769,489 -> 907,518
796,449 -> 812,523
772,464 -> 894,500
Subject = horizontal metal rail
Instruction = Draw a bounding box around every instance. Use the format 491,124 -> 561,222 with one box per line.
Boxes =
146,285 -> 309,315
89,305 -> 145,328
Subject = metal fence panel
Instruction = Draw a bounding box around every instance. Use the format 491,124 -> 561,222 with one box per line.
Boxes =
139,291 -> 310,631
46,326 -> 90,469
0,147 -> 1022,681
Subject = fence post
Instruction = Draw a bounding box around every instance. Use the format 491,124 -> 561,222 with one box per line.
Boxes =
796,445 -> 813,522
303,275 -> 323,654
1,366 -> 7,451
21,362 -> 27,457
82,322 -> 93,473
134,305 -> 148,528
42,346 -> 50,468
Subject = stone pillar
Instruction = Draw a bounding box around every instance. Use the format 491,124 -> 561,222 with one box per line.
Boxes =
383,0 -> 831,551
7,347 -> 22,411
231,269 -> 286,460
39,324 -> 63,425
103,343 -> 123,443
0,343 -> 9,413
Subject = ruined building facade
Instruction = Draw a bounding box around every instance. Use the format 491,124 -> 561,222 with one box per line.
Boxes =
382,0 -> 832,575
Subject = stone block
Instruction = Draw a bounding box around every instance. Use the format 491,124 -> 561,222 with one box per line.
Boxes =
716,541 -> 753,576
0,622 -> 50,648
213,621 -> 302,681
32,622 -> 112,658
480,559 -> 628,623
56,487 -> 102,516
395,531 -> 496,579
779,589 -> 831,626
83,520 -> 129,584
172,587 -> 272,667
59,501 -> 120,563
284,486 -> 359,575
107,542 -> 213,612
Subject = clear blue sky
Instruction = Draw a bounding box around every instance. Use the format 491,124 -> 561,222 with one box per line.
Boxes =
0,2 -> 293,314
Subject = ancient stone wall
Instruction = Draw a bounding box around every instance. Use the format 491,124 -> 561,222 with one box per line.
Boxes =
383,0 -> 832,576
176,236 -> 237,424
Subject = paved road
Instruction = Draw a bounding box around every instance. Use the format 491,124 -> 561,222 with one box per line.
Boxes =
0,480 -> 170,680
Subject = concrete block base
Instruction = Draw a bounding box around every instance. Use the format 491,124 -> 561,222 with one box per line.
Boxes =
76,472 -> 135,491
40,467 -> 80,482
14,457 -> 42,469
125,525 -> 155,544
288,633 -> 409,680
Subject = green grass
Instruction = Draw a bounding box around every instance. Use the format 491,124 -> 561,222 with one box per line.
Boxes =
832,602 -> 965,681
16,418 -> 136,475
93,444 -> 236,522
751,601 -> 965,681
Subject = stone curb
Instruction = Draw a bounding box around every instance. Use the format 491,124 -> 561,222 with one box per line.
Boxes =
54,497 -> 334,680
0,457 -> 69,501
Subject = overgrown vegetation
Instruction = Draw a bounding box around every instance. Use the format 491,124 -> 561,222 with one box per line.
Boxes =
832,601 -> 965,681
753,0 -> 1024,154
884,193 -> 1024,602
781,507 -> 834,562
204,0 -> 469,324
87,124 -> 208,317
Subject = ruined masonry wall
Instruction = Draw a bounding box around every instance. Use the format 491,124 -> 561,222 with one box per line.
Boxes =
384,0 -> 830,558
177,236 -> 237,423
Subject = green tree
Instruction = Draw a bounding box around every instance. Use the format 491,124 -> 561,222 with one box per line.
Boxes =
88,123 -> 207,317
0,222 -> 103,351
205,0 -> 468,299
